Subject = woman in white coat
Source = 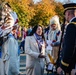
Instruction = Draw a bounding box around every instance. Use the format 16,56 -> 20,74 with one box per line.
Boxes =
25,25 -> 50,75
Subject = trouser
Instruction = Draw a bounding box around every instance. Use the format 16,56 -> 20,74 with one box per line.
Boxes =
66,73 -> 71,75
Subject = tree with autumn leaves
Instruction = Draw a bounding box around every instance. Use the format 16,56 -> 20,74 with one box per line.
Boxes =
0,0 -> 64,27
29,0 -> 56,27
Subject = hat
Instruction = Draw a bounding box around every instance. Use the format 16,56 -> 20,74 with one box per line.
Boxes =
0,12 -> 18,37
50,15 -> 59,25
49,15 -> 61,30
5,3 -> 11,8
50,20 -> 57,25
0,13 -> 14,37
63,3 -> 76,13
2,2 -> 11,8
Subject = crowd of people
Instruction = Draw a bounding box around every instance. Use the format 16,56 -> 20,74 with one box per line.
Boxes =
0,2 -> 76,75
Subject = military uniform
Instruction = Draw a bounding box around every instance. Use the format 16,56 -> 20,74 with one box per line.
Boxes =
61,3 -> 76,73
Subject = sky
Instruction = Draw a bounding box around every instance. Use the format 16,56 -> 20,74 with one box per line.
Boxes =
33,0 -> 76,4
33,0 -> 41,3
56,0 -> 76,3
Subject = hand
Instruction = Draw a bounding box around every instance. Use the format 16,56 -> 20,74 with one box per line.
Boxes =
71,69 -> 76,75
47,62 -> 51,65
3,60 -> 6,63
57,67 -> 62,75
51,43 -> 54,47
38,53 -> 46,58
52,40 -> 56,42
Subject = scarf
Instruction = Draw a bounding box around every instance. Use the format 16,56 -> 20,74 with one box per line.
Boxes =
34,33 -> 43,52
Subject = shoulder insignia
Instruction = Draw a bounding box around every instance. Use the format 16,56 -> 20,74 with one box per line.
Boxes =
61,60 -> 69,67
69,22 -> 76,25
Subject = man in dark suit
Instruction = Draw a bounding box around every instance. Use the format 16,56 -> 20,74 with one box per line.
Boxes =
60,3 -> 76,74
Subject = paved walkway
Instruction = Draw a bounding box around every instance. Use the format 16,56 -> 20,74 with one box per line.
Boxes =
20,54 -> 26,75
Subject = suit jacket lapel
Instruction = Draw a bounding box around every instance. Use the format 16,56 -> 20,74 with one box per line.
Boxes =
30,36 -> 39,52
